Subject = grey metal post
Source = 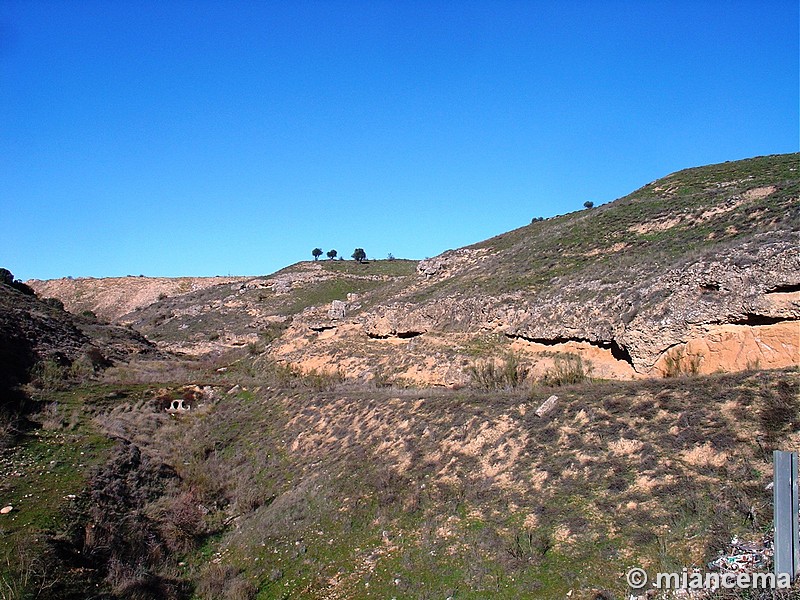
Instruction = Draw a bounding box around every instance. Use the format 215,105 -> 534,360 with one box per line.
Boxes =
773,450 -> 799,581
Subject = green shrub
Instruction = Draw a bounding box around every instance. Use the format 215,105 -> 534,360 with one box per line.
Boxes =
29,353 -> 101,392
68,355 -> 95,381
303,367 -> 344,392
258,360 -> 300,385
258,321 -> 288,344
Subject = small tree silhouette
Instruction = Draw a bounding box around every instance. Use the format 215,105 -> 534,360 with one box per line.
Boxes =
351,248 -> 366,263
312,248 -> 323,261
326,249 -> 338,260
583,201 -> 594,209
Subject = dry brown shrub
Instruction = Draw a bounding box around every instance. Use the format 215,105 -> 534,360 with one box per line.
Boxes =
196,564 -> 256,600
159,490 -> 204,553
540,353 -> 591,386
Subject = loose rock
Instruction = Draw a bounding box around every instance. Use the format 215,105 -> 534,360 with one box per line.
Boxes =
535,395 -> 559,418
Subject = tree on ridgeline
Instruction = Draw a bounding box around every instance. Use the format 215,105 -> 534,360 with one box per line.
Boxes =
312,248 -> 323,261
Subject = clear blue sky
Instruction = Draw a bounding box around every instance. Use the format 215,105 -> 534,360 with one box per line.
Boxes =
2,1 -> 797,280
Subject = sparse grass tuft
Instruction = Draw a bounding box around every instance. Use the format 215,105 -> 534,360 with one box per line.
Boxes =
661,347 -> 701,378
29,359 -> 69,392
254,358 -> 344,391
370,365 -> 394,388
0,538 -> 60,600
506,528 -> 553,563
197,563 -> 256,600
467,353 -> 529,389
540,353 -> 592,386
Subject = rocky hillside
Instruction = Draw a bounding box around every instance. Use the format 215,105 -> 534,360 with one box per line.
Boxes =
28,276 -> 248,322
275,153 -> 799,383
103,260 -> 420,356
0,274 -> 159,403
3,351 -> 796,599
28,153 -> 799,385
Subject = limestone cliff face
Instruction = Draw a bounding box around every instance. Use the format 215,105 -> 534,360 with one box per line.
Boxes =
505,238 -> 799,374
354,239 -> 798,375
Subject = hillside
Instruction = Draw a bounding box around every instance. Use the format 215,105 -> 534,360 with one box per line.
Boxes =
28,276 -> 249,323
0,277 -> 158,401
2,153 -> 799,600
1,350 -> 797,599
272,153 -> 798,383
29,154 -> 799,387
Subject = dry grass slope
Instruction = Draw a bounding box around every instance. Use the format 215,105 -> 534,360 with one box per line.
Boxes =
5,350 -> 789,600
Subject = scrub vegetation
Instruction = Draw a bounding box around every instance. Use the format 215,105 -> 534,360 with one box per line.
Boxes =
2,348 -> 798,599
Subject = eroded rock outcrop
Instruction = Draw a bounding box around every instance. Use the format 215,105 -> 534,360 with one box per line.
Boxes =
350,240 -> 799,376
